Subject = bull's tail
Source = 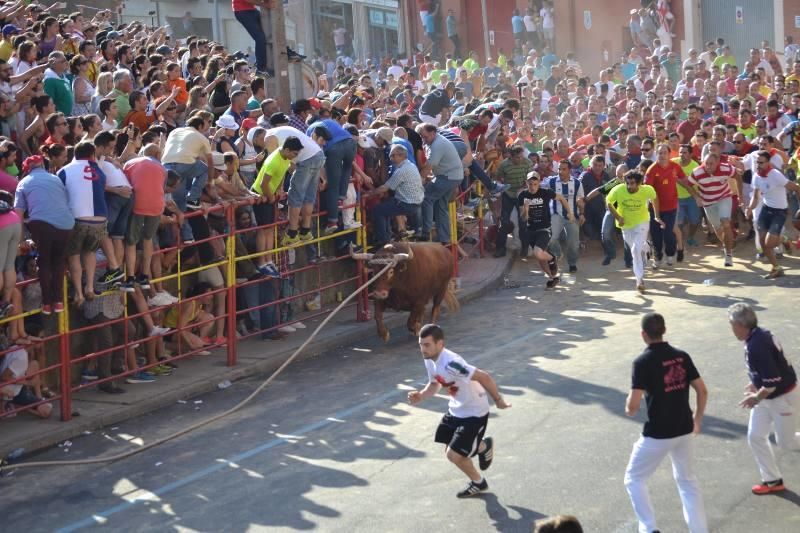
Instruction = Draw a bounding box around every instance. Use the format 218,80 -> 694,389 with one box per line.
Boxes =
444,283 -> 460,313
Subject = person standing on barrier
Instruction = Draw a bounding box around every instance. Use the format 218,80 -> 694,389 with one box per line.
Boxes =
264,114 -> 330,247
251,136 -> 302,278
161,116 -> 217,244
13,156 -> 74,315
624,312 -> 709,533
728,303 -> 800,495
417,122 -> 463,246
366,145 -> 425,248
493,145 -> 533,258
408,324 -> 511,498
305,117 -> 356,236
233,0 -> 273,78
543,160 -> 584,273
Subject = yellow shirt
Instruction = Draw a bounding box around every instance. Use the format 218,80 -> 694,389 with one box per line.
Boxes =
161,128 -> 212,165
252,150 -> 292,196
606,183 -> 657,229
672,157 -> 699,199
0,40 -> 12,62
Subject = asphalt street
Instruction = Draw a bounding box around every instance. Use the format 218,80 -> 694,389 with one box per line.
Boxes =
2,244 -> 800,532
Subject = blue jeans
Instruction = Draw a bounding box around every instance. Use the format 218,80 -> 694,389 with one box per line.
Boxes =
287,151 -> 325,208
650,208 -> 677,259
106,192 -> 133,239
468,160 -> 494,191
602,209 -> 633,264
234,9 -> 271,71
240,278 -> 278,337
323,138 -> 356,224
548,213 -> 580,267
165,160 -> 209,242
496,193 -> 527,253
422,176 -> 460,243
372,198 -> 420,244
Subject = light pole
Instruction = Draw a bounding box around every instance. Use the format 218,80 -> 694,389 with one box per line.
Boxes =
480,0 -> 490,61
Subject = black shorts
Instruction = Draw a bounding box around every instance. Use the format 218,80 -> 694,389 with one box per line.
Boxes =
434,412 -> 489,458
757,206 -> 787,236
527,227 -> 552,251
252,202 -> 276,227
12,386 -> 40,406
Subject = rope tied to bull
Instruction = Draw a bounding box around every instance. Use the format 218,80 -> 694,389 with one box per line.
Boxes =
1,258 -> 400,473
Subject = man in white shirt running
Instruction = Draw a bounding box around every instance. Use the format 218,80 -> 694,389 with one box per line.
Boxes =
408,324 -> 511,498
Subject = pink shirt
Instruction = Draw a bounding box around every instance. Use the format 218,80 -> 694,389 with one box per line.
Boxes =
0,210 -> 21,231
123,157 -> 166,216
0,169 -> 17,193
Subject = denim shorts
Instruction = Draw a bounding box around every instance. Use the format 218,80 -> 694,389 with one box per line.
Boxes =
677,197 -> 701,225
287,151 -> 325,208
757,206 -> 787,236
106,192 -> 133,239
703,196 -> 732,229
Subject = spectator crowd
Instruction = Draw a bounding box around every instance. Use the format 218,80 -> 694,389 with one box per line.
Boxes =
0,1 -> 799,430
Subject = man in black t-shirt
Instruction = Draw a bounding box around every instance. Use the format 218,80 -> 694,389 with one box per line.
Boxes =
419,84 -> 454,126
624,313 -> 709,533
728,303 -> 800,495
518,171 -> 572,288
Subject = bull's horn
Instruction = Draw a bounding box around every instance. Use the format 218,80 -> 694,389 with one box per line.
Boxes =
393,253 -> 411,262
348,243 -> 374,261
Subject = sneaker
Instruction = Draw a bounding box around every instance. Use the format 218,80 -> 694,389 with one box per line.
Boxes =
337,199 -> 344,209
101,268 -> 125,284
282,233 -> 301,246
299,232 -> 314,242
125,371 -> 156,384
601,256 -> 612,266
81,369 -> 98,381
343,221 -> 362,230
478,437 -> 494,471
548,257 -> 558,277
0,301 -> 14,318
278,325 -> 296,333
724,254 -> 733,267
637,281 -> 646,293
666,256 -> 674,266
41,304 -> 52,316
752,479 -> 785,495
120,277 -> 136,293
324,223 -> 339,235
550,276 -> 560,288
456,479 -> 489,498
257,262 -> 281,278
148,291 -> 178,307
186,200 -> 202,210
135,275 -> 151,290
545,278 -> 556,289
54,302 -> 64,313
292,321 -> 307,329
568,265 -> 577,273
652,258 -> 661,270
764,268 -> 785,279
676,249 -> 684,263
149,325 -> 172,337
149,364 -> 173,376
492,183 -> 510,197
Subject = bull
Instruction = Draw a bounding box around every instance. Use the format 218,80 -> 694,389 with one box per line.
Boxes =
351,242 -> 459,342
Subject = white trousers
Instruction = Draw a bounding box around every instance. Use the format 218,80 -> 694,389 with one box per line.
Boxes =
418,112 -> 442,126
622,221 -> 650,283
748,386 -> 800,481
342,182 -> 357,226
624,433 -> 708,533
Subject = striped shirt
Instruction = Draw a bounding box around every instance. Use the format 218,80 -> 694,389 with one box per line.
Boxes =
438,128 -> 468,159
494,158 -> 533,198
542,175 -> 585,216
384,159 -> 425,205
688,162 -> 735,204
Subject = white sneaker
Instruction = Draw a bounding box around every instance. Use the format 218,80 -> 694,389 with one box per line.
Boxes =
666,256 -> 674,266
652,258 -> 661,269
292,321 -> 307,329
149,325 -> 173,337
343,221 -> 362,230
278,325 -> 296,333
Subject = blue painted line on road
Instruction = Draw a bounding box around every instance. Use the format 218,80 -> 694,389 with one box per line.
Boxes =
56,325 -> 546,531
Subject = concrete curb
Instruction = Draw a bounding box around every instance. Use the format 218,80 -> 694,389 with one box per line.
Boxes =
2,254 -> 514,460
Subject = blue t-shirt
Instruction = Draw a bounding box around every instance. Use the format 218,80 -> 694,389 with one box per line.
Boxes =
423,12 -> 436,34
483,66 -> 501,87
511,15 -> 525,34
621,62 -> 636,81
14,167 -> 75,230
307,119 -> 351,149
745,327 -> 798,399
446,15 -> 457,37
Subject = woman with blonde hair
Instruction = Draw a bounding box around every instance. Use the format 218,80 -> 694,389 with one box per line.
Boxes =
91,71 -> 113,114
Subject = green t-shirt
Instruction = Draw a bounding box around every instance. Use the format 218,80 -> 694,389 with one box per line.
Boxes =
713,55 -> 736,68
672,157 -> 698,199
606,183 -> 657,229
429,69 -> 446,84
253,150 -> 292,196
738,125 -> 757,141
462,58 -> 480,75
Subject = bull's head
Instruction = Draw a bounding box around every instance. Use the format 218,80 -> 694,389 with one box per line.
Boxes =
349,243 -> 413,300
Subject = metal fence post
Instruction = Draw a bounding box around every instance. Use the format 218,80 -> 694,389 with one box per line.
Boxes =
226,203 -> 237,366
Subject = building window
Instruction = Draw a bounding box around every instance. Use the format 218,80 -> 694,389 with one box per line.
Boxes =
312,0 -> 354,58
366,8 -> 399,61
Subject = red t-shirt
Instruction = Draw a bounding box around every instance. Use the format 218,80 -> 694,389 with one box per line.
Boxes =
123,157 -> 166,216
676,119 -> 701,143
232,0 -> 257,12
644,161 -> 684,211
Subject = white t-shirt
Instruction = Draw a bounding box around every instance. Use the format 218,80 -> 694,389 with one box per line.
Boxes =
0,348 -> 28,398
98,159 -> 131,189
424,348 -> 489,418
752,168 -> 789,209
540,7 -> 554,29
523,15 -> 536,32
387,65 -> 404,79
265,125 -> 322,163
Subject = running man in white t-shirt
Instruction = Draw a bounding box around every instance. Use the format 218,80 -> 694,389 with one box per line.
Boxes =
408,324 -> 511,498
746,151 -> 800,278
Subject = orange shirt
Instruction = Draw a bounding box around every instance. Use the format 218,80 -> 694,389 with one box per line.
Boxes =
165,78 -> 189,105
122,109 -> 156,132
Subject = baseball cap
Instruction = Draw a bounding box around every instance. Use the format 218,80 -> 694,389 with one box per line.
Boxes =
2,25 -> 22,36
241,118 -> 257,130
156,45 -> 172,55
